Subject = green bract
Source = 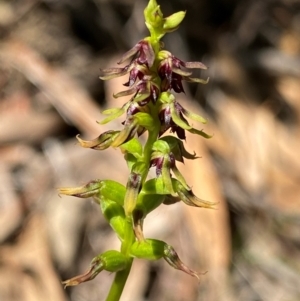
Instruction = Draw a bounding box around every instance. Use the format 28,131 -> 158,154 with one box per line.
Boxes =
59,1 -> 213,300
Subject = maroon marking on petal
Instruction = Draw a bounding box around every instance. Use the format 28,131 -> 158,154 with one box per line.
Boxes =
169,153 -> 176,168
171,73 -> 184,93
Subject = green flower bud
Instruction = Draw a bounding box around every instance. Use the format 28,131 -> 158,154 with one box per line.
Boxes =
130,239 -> 165,260
163,11 -> 186,33
58,180 -> 126,205
101,250 -> 128,272
144,0 -> 164,35
62,250 -> 127,288
129,239 -> 205,279
58,180 -> 104,199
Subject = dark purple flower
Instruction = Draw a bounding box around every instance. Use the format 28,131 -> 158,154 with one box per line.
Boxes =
158,50 -> 208,93
100,60 -> 148,86
150,152 -> 175,177
158,92 -> 211,140
113,76 -> 160,106
118,39 -> 155,67
159,103 -> 187,139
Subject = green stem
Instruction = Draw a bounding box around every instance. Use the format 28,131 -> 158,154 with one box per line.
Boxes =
106,31 -> 161,301
105,260 -> 133,301
105,217 -> 135,301
144,117 -> 160,165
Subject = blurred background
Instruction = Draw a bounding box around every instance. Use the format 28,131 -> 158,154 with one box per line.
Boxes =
1,0 -> 300,300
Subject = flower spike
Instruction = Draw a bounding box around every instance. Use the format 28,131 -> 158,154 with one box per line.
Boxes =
60,1 -> 215,299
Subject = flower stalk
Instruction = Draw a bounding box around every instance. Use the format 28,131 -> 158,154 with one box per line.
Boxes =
58,1 -> 215,300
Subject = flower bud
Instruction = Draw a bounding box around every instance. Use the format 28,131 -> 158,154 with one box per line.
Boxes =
130,239 -> 165,260
76,131 -> 120,150
163,11 -> 186,32
144,0 -> 164,34
58,180 -> 126,206
62,250 -> 127,288
130,239 -> 206,279
58,180 -> 104,199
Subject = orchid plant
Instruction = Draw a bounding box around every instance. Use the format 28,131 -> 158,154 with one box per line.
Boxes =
59,1 -> 216,300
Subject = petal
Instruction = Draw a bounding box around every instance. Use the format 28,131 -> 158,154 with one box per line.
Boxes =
113,86 -> 137,98
120,137 -> 143,160
99,67 -> 129,80
124,172 -> 142,215
132,209 -> 145,241
187,128 -> 213,139
117,44 -> 140,65
76,131 -> 120,150
163,11 -> 186,32
171,165 -> 189,190
180,107 -> 207,124
163,244 -> 206,279
160,136 -> 198,160
133,112 -> 155,131
170,103 -> 192,130
141,40 -> 155,67
183,76 -> 209,84
171,67 -> 192,77
110,121 -> 138,147
175,184 -> 217,209
98,103 -> 130,125
161,156 -> 175,195
181,61 -> 207,69
171,124 -> 186,140
58,180 -> 103,198
141,177 -> 170,195
62,256 -> 104,288
171,74 -> 185,93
